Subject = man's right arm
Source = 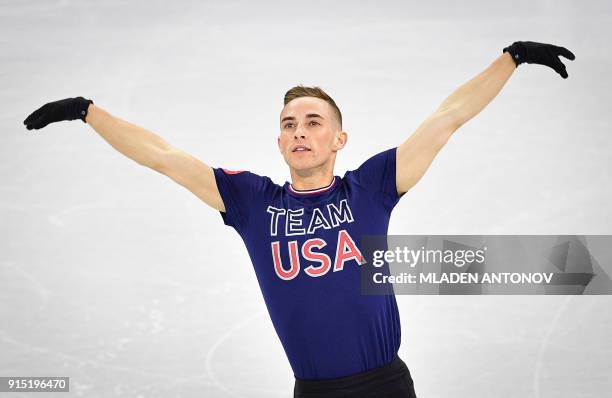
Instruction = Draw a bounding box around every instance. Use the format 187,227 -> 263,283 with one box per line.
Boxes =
85,104 -> 226,212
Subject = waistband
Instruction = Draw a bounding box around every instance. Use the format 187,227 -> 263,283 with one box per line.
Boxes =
294,356 -> 408,392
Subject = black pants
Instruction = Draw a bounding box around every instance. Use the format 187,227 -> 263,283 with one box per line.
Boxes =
293,356 -> 417,398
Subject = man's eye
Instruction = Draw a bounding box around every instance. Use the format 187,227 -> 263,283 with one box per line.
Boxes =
283,121 -> 318,128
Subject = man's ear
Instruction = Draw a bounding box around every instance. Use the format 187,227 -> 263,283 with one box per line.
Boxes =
334,130 -> 348,151
277,136 -> 282,154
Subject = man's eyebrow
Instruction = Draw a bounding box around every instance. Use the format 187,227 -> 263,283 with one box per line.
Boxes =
280,114 -> 325,124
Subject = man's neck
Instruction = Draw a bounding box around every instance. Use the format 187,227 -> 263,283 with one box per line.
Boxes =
289,166 -> 335,191
290,174 -> 335,191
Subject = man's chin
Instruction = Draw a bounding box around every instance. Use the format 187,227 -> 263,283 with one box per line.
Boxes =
289,163 -> 311,172
286,159 -> 318,173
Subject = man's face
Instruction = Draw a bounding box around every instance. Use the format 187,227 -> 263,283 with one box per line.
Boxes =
278,97 -> 347,173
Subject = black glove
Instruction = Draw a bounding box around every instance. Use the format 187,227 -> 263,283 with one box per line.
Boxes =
23,97 -> 94,130
503,41 -> 575,79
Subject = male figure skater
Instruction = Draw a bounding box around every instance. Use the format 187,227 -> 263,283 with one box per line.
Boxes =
23,41 -> 574,397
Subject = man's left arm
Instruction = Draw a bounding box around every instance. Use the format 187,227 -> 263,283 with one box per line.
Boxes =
396,41 -> 576,196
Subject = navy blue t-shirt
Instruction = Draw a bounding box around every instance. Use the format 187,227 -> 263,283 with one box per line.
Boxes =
213,147 -> 403,380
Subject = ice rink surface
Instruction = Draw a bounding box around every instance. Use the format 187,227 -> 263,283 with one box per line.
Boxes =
1,0 -> 611,397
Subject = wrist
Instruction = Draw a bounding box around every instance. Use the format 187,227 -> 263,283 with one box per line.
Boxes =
74,97 -> 94,123
84,102 -> 95,124
503,41 -> 525,67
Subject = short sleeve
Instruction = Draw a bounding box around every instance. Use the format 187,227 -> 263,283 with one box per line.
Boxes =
213,167 -> 273,232
345,147 -> 401,212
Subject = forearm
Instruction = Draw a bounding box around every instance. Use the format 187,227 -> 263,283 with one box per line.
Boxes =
439,51 -> 516,127
85,104 -> 171,170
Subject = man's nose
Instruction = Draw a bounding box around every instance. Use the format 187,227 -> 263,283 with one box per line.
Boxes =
294,126 -> 307,139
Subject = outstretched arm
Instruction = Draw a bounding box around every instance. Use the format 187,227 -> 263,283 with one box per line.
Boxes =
85,104 -> 225,211
395,41 -> 575,196
396,52 -> 516,195
23,99 -> 226,212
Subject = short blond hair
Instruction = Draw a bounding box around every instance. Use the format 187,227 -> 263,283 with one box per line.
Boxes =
283,85 -> 342,129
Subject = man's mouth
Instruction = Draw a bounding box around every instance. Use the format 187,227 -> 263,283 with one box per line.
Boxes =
292,145 -> 311,152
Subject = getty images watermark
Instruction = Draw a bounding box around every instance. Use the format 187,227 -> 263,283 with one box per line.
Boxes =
359,235 -> 612,295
